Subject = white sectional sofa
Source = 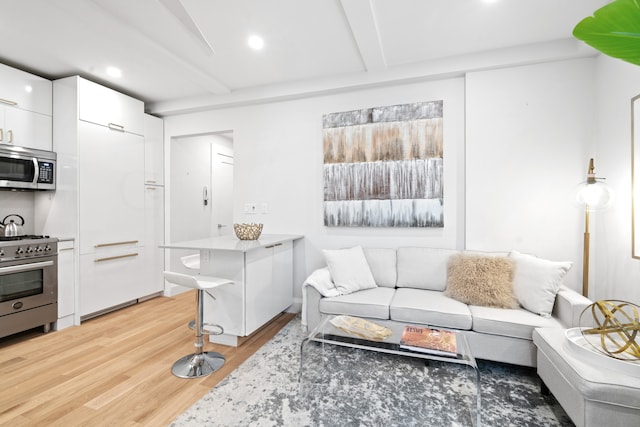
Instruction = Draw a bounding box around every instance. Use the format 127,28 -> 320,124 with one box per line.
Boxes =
302,246 -> 592,367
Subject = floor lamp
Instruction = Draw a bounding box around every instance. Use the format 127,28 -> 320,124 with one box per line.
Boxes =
575,158 -> 613,298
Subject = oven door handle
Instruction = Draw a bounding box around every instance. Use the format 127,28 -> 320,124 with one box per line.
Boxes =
0,260 -> 54,274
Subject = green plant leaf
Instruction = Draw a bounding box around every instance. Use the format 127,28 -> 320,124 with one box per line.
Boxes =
573,0 -> 640,66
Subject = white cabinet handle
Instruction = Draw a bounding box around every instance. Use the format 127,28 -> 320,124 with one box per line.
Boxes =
95,253 -> 138,262
7,130 -> 13,143
0,98 -> 17,106
94,240 -> 139,248
107,123 -> 125,132
0,128 -> 3,141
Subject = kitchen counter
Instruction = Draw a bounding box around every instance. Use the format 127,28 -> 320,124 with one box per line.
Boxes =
160,234 -> 302,252
162,233 -> 303,346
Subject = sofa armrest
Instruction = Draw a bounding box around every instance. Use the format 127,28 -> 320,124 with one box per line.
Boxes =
302,285 -> 323,332
552,285 -> 592,328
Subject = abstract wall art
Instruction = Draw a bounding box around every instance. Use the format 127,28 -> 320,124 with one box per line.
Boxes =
323,100 -> 443,227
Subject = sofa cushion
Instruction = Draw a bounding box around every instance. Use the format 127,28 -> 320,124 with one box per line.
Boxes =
319,287 -> 395,320
396,247 -> 460,291
470,305 -> 562,340
444,254 -> 518,309
363,248 -> 397,288
390,288 -> 472,330
509,251 -> 572,317
323,246 -> 377,294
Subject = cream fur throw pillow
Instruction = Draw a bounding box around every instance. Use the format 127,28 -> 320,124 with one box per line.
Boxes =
445,254 -> 518,309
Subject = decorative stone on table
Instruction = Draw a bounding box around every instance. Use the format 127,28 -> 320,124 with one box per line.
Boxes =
233,223 -> 263,240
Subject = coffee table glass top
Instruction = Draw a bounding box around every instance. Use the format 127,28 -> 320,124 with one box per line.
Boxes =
305,315 -> 477,367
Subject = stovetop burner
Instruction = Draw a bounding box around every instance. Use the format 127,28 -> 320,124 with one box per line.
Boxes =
0,235 -> 51,241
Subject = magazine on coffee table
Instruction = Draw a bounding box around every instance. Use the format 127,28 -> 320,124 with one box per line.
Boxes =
400,326 -> 458,357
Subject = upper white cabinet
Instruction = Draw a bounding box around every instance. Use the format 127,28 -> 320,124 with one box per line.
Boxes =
0,63 -> 52,115
38,76 -> 151,320
78,78 -> 144,136
0,63 -> 52,150
1,106 -> 52,150
144,114 -> 164,186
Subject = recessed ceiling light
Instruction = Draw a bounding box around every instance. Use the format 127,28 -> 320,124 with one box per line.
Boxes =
248,35 -> 264,50
106,66 -> 122,78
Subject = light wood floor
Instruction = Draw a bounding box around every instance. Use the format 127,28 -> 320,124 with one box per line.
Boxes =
0,291 -> 296,426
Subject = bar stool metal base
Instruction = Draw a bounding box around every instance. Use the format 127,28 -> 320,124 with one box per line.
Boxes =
171,351 -> 226,378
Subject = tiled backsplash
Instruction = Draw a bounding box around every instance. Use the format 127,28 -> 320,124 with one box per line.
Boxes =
0,192 -> 36,234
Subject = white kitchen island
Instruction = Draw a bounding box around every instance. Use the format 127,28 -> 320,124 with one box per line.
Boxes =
161,234 -> 303,346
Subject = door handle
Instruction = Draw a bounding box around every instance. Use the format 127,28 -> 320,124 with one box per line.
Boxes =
217,224 -> 227,229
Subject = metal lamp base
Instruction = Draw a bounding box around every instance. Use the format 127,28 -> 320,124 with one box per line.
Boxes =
171,351 -> 225,378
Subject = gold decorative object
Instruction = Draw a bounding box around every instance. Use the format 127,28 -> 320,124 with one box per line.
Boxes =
233,223 -> 263,240
580,300 -> 640,361
329,315 -> 392,341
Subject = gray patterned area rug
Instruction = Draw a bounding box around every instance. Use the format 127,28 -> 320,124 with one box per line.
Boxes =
170,317 -> 573,427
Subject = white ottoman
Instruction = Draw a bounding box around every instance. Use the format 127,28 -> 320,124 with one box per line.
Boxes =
533,328 -> 640,427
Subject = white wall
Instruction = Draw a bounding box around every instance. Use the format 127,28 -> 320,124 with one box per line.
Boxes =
593,56 -> 640,304
164,78 -> 466,307
163,54 -> 640,307
466,58 -> 597,292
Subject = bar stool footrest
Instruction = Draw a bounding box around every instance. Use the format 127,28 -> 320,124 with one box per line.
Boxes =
187,320 -> 225,335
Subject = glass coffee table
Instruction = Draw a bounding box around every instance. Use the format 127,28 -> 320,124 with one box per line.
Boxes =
300,315 -> 481,426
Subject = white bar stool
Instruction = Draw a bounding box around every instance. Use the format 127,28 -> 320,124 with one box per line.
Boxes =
163,271 -> 234,379
180,254 -> 201,270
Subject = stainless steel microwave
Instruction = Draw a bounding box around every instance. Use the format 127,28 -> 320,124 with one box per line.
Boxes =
0,145 -> 56,191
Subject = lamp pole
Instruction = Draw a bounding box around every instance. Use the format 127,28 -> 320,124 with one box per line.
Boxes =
578,158 -> 612,298
582,206 -> 590,298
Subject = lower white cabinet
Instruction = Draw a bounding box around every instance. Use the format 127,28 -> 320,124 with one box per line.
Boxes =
144,184 -> 164,294
56,239 -> 75,329
79,246 -> 146,317
245,241 -> 293,334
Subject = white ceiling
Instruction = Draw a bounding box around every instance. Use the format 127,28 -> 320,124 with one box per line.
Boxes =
0,0 -> 609,115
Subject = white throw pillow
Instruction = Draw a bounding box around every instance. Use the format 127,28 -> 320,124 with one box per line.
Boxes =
509,250 -> 572,317
323,246 -> 377,295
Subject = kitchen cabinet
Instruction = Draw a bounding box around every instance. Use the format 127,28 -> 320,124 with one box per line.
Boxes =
0,62 -> 52,150
78,77 -> 143,135
37,76 -> 156,321
144,114 -> 164,186
161,235 -> 302,346
79,247 -> 146,316
144,184 -> 164,295
77,120 -> 144,255
143,113 -> 165,294
56,239 -> 75,329
245,241 -> 293,334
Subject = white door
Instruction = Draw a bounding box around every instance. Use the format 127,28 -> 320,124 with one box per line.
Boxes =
211,134 -> 234,236
170,133 -> 234,275
170,136 -> 212,243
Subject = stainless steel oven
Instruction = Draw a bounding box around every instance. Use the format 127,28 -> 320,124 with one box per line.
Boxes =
0,236 -> 58,339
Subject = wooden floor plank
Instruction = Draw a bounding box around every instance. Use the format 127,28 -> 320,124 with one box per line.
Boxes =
0,291 -> 296,426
